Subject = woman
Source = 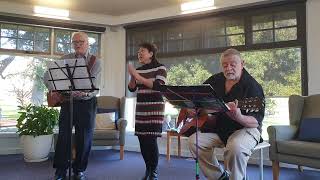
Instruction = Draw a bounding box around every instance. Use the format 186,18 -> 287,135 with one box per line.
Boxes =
128,42 -> 167,180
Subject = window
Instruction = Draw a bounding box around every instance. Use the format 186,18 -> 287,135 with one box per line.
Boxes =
204,18 -> 245,48
125,1 -> 307,139
243,48 -> 301,139
0,23 -> 101,56
159,48 -> 301,140
0,22 -> 102,132
166,23 -> 202,52
1,24 -> 50,52
55,29 -> 72,54
252,11 -> 297,44
0,54 -> 56,131
126,17 -> 246,58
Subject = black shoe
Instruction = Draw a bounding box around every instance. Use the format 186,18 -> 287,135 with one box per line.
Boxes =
73,171 -> 85,180
141,168 -> 150,180
218,170 -> 230,180
149,169 -> 158,180
54,169 -> 66,180
54,174 -> 66,180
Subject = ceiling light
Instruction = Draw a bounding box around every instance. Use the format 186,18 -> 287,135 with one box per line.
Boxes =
33,6 -> 70,20
181,0 -> 215,14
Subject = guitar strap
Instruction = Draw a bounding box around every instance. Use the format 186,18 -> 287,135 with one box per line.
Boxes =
87,55 -> 96,90
88,55 -> 96,71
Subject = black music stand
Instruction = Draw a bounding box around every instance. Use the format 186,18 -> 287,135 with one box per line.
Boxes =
160,84 -> 229,180
47,58 -> 98,180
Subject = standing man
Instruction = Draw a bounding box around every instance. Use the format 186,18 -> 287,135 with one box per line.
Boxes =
49,32 -> 101,180
188,48 -> 265,180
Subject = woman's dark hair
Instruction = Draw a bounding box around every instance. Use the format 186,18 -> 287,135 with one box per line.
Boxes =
139,42 -> 158,60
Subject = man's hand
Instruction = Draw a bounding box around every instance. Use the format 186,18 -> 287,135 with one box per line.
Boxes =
226,100 -> 243,121
187,109 -> 197,117
71,91 -> 87,97
225,100 -> 259,128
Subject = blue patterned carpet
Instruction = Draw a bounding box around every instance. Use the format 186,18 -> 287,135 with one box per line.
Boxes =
0,150 -> 319,180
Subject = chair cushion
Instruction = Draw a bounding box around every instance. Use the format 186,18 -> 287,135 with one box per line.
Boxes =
297,118 -> 320,142
95,113 -> 115,130
277,140 -> 320,159
94,129 -> 119,140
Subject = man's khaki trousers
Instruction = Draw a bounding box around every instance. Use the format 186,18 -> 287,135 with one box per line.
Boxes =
188,128 -> 260,180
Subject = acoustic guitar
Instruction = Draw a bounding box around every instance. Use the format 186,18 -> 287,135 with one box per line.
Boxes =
176,97 -> 264,137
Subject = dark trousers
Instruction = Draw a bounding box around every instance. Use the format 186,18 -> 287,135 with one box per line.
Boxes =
53,97 -> 97,174
138,136 -> 159,170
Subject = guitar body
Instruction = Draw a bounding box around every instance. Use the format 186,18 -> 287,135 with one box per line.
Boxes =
176,97 -> 264,137
177,109 -> 216,137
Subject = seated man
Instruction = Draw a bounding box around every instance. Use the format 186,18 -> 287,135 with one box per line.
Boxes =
188,48 -> 265,180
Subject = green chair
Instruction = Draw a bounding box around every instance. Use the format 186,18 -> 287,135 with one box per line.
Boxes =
267,94 -> 320,180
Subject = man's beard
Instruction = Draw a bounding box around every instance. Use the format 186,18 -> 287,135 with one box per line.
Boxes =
225,73 -> 236,80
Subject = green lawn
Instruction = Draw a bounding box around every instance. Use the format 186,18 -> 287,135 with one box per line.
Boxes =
0,99 -> 19,121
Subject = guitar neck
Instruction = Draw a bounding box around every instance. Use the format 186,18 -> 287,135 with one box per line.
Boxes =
236,97 -> 264,112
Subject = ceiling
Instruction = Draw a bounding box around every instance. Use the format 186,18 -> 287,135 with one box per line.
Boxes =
0,0 -> 194,16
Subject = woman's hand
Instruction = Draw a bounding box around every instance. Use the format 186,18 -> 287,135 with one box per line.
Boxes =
128,64 -> 138,89
128,75 -> 136,89
128,64 -> 137,77
128,64 -> 154,88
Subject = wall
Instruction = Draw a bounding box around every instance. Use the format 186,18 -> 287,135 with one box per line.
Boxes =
100,27 -> 126,98
307,0 -> 320,95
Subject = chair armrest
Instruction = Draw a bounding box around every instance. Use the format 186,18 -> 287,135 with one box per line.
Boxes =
117,118 -> 127,146
267,125 -> 298,141
267,125 -> 298,160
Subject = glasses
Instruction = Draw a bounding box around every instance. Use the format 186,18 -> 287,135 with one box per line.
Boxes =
72,40 -> 85,45
137,49 -> 147,54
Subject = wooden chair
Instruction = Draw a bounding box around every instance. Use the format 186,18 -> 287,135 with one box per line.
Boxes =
166,129 -> 182,161
166,107 -> 207,161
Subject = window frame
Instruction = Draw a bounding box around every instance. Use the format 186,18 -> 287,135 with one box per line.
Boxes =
0,18 -> 103,130
0,22 -> 103,57
125,0 -> 307,95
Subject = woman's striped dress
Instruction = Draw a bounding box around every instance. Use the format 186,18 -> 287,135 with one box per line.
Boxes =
132,60 -> 167,137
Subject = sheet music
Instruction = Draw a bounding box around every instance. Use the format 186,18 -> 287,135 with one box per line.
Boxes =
160,85 -> 229,111
46,58 -> 93,91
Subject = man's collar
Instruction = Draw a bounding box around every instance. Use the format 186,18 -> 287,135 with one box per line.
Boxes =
74,50 -> 89,59
239,68 -> 249,82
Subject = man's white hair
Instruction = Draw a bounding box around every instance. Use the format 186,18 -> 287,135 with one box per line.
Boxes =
220,48 -> 242,63
71,32 -> 88,42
